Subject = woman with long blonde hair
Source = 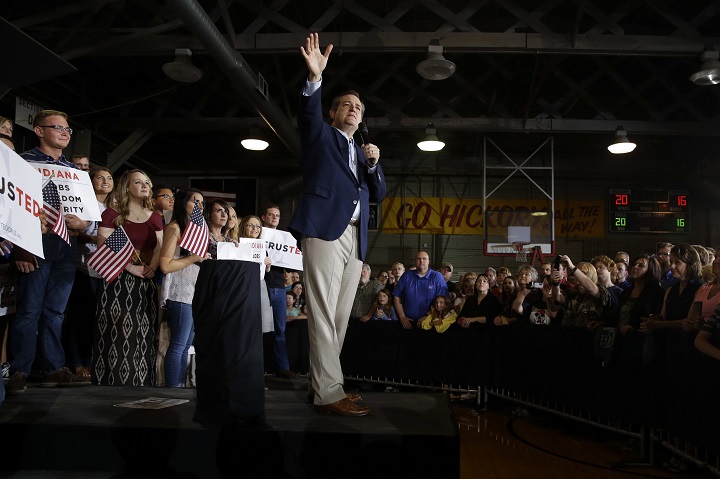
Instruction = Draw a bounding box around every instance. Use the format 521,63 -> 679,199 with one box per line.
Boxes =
223,206 -> 240,241
93,169 -> 164,386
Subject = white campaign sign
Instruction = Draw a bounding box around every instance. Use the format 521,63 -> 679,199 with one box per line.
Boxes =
216,239 -> 265,263
0,143 -> 45,258
216,239 -> 266,280
28,162 -> 102,221
259,228 -> 303,271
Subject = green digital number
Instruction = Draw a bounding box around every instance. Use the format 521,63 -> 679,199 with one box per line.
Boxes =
615,217 -> 626,226
677,218 -> 685,227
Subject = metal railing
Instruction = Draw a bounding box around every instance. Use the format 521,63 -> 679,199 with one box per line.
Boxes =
343,373 -> 719,476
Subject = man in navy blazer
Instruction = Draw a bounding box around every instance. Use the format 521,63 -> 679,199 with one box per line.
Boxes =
289,33 -> 386,416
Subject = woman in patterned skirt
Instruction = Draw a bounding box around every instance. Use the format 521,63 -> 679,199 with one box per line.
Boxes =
93,169 -> 163,386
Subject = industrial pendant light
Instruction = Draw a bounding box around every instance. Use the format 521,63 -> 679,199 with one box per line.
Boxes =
607,127 -> 636,154
241,127 -> 269,151
417,123 -> 445,151
162,49 -> 203,83
416,44 -> 456,81
689,51 -> 720,86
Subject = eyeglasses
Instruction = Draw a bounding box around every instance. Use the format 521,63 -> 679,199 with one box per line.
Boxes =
378,275 -> 388,279
154,194 -> 174,200
246,224 -> 261,230
38,125 -> 73,135
657,252 -> 670,257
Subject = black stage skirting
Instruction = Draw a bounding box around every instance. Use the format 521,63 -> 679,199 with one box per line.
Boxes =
193,260 -> 265,427
0,386 -> 459,479
338,321 -> 720,454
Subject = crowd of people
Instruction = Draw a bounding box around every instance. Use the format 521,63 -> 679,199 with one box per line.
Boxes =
0,112 -> 303,401
348,244 -> 720,364
2,111 -> 719,409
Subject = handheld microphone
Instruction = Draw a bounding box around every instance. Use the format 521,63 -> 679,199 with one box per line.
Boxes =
358,122 -> 376,163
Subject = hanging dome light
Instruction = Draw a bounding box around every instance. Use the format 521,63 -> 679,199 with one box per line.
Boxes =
416,45 -> 456,81
241,127 -> 269,151
607,127 -> 636,154
162,48 -> 203,83
417,123 -> 445,151
689,51 -> 720,86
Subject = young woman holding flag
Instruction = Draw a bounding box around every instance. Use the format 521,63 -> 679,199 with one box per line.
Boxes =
92,169 -> 163,386
159,188 -> 211,388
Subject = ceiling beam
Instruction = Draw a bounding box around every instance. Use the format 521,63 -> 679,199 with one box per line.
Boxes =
496,0 -> 556,35
60,20 -> 185,61
106,129 -> 154,172
11,0 -> 122,29
570,0 -> 624,36
65,32 -> 720,56
340,0 -> 403,32
646,0 -> 703,40
103,117 -> 720,136
417,0 -> 479,33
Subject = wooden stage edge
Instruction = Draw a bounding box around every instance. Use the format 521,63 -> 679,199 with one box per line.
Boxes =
0,381 -> 460,479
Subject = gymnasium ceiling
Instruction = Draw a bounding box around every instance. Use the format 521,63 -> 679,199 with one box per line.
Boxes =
2,0 -> 719,181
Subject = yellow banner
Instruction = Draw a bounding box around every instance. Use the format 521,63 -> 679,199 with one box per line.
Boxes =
380,197 -> 604,237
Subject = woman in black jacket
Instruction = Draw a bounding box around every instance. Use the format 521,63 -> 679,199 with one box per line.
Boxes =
618,254 -> 664,334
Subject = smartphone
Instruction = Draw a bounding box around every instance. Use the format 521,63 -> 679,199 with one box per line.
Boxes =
553,255 -> 562,270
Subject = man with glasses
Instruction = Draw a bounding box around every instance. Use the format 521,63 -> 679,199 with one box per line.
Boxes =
261,205 -> 298,380
614,251 -> 630,266
152,184 -> 175,225
657,242 -> 677,290
7,110 -> 90,394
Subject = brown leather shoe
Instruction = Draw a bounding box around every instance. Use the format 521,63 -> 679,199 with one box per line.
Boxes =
314,397 -> 370,416
346,392 -> 362,402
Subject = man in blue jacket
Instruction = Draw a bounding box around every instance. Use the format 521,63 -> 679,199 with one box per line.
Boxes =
289,33 -> 386,416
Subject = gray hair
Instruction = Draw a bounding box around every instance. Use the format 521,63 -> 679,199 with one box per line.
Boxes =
362,263 -> 371,273
517,264 -> 538,282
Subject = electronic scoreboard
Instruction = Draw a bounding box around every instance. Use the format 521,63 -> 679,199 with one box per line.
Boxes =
609,188 -> 689,233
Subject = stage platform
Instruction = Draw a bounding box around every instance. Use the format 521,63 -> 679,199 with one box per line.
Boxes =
0,380 -> 459,478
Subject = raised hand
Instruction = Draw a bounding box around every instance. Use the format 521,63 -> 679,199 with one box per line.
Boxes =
300,32 -> 333,82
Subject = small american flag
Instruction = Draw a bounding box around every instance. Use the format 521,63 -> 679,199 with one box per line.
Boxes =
179,202 -> 209,257
87,226 -> 135,283
42,180 -> 70,245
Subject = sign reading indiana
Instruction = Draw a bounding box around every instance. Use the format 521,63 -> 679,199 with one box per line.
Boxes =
27,162 -> 102,221
381,197 -> 604,237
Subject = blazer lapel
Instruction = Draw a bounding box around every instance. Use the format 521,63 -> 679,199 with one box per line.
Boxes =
334,129 -> 360,185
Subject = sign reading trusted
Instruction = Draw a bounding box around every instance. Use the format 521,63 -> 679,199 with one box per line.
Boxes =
259,228 -> 303,271
0,142 -> 45,258
28,162 -> 102,221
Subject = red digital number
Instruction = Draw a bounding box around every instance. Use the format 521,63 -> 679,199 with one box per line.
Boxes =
677,195 -> 687,206
615,194 -> 628,205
